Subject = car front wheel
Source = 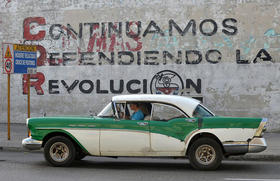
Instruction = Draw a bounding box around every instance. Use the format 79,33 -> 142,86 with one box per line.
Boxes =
44,136 -> 76,167
188,137 -> 223,170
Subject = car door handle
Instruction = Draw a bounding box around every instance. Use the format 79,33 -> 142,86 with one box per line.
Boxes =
137,122 -> 149,126
186,118 -> 196,123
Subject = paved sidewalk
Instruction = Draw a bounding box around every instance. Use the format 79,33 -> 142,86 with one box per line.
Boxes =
0,123 -> 279,161
0,123 -> 29,151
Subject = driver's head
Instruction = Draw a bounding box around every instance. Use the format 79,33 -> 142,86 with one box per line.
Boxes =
129,103 -> 139,111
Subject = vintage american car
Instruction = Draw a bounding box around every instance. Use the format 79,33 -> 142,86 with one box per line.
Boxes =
22,94 -> 267,170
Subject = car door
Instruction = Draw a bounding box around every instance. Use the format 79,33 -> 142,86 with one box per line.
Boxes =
149,103 -> 197,155
100,102 -> 150,156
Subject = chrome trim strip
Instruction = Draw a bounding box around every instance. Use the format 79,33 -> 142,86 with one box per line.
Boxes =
36,127 -> 150,134
36,127 -> 99,130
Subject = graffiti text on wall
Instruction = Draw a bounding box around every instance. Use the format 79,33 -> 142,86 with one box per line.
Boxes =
21,17 -> 274,95
22,70 -> 202,101
23,17 -> 273,66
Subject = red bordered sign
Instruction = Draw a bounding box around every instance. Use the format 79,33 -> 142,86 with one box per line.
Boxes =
2,43 -> 14,74
4,59 -> 12,73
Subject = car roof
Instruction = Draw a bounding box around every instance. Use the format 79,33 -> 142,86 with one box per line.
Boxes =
112,94 -> 200,117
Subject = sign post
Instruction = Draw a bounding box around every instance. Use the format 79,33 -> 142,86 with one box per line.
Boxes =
2,43 -> 14,140
13,44 -> 37,137
27,74 -> 31,136
2,43 -> 37,140
7,74 -> 10,140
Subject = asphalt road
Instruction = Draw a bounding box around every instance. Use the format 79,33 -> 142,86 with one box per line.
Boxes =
0,151 -> 280,181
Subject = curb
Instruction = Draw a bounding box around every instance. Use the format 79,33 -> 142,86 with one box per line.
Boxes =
0,146 -> 43,153
0,146 -> 25,152
1,146 -> 280,161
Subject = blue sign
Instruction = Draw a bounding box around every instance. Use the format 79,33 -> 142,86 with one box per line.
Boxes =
13,44 -> 37,74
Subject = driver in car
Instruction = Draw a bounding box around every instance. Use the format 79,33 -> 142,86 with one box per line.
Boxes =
129,103 -> 145,120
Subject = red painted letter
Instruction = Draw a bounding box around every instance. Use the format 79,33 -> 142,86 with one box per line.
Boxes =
23,17 -> 46,41
22,72 -> 45,95
36,45 -> 46,66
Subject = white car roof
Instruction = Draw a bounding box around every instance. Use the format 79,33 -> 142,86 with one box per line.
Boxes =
112,94 -> 200,117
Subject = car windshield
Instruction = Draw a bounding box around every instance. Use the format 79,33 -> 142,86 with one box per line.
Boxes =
97,102 -> 114,117
193,104 -> 214,117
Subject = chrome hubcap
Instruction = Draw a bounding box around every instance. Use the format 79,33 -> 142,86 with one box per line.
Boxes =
49,142 -> 69,162
195,144 -> 216,165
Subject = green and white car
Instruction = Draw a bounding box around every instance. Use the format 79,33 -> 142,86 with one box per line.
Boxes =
22,94 -> 267,170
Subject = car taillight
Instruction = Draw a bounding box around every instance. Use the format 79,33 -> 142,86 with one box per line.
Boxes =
255,118 -> 267,137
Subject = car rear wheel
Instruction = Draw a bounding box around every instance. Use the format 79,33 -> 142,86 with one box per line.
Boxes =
44,136 -> 76,167
188,137 -> 223,170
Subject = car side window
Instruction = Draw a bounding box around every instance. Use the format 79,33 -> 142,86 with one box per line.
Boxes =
151,103 -> 186,122
112,102 -> 153,121
193,104 -> 213,118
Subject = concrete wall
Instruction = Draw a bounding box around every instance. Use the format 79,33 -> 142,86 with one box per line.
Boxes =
0,0 -> 279,131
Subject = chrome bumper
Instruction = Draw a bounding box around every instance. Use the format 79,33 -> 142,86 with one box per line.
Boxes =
22,137 -> 42,150
248,137 -> 267,153
223,137 -> 267,155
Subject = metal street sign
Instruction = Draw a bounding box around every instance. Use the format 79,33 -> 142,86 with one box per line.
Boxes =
13,44 -> 37,74
2,43 -> 37,74
2,43 -> 14,74
2,43 -> 37,140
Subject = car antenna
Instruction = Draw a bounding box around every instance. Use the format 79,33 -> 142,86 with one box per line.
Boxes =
89,110 -> 93,117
